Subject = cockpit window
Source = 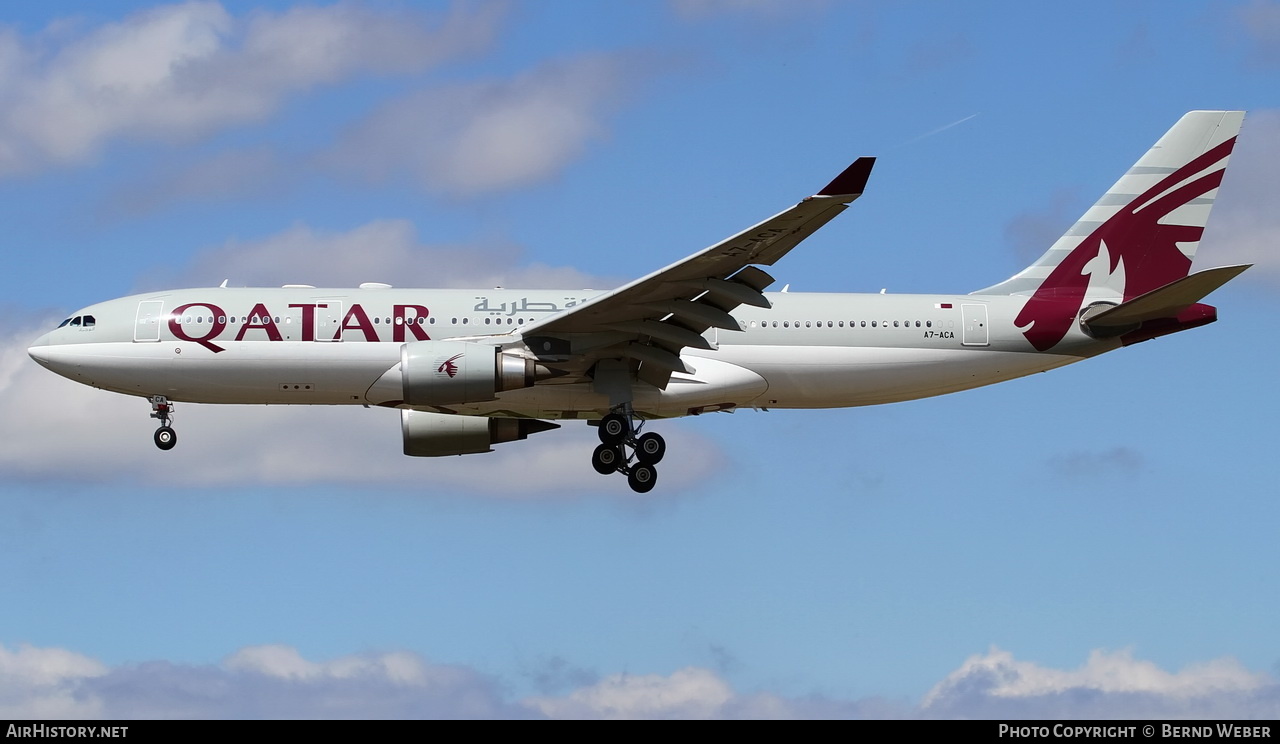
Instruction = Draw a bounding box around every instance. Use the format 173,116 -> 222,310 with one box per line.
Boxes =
57,318 -> 72,328
82,315 -> 96,328
69,317 -> 82,327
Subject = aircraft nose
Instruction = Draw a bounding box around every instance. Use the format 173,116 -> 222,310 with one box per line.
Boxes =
28,332 -> 53,366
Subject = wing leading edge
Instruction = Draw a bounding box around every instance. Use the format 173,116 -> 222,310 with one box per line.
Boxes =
517,158 -> 875,388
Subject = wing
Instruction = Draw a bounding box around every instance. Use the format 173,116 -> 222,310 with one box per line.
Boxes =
517,157 -> 875,388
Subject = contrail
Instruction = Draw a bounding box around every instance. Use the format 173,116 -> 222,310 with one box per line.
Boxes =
901,113 -> 979,146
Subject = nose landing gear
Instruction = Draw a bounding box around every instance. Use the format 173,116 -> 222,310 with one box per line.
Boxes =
591,407 -> 665,493
149,396 -> 176,451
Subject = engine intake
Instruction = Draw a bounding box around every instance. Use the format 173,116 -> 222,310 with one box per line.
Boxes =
401,410 -> 560,456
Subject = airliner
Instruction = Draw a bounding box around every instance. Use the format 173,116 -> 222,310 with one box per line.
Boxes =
28,111 -> 1249,492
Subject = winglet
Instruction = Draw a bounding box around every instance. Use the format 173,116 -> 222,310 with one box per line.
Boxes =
817,157 -> 875,197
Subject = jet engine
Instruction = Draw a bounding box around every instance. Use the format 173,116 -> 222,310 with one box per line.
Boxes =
401,341 -> 539,406
401,410 -> 560,456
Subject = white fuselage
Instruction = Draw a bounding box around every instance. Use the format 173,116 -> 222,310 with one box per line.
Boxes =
27,286 -> 1110,420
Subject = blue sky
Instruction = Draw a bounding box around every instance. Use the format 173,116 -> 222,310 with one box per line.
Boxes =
1,0 -> 1279,719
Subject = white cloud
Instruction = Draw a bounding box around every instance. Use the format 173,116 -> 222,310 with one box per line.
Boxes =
1202,110 -> 1280,288
326,54 -> 638,196
0,644 -> 106,688
922,647 -> 1278,719
1048,446 -> 1144,483
0,1 -> 505,176
1003,189 -> 1084,266
147,219 -> 617,291
528,667 -> 735,719
0,644 -> 106,719
105,146 -> 288,217
227,645 -> 446,688
4,642 -> 1275,719
109,48 -> 647,210
669,0 -> 827,20
1237,0 -> 1280,67
925,647 -> 1268,704
0,643 -> 525,719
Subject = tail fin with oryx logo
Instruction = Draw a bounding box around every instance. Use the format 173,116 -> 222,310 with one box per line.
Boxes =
974,110 -> 1249,351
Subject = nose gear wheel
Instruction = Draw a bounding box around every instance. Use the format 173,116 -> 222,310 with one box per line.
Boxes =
149,396 -> 177,451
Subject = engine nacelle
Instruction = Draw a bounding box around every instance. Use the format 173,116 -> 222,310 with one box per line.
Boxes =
401,341 -> 537,406
401,410 -> 560,457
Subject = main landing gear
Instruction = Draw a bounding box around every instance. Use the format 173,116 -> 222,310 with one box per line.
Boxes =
590,407 -> 666,494
149,396 -> 177,451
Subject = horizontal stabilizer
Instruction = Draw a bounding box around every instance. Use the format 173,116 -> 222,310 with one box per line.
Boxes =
1084,265 -> 1251,329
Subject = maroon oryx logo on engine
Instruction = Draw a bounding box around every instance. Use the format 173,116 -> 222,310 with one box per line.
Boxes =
437,353 -> 464,378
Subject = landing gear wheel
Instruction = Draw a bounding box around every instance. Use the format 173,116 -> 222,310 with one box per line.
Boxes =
598,414 -> 630,445
627,464 -> 657,493
154,426 -> 177,451
635,432 -> 666,465
591,444 -> 624,475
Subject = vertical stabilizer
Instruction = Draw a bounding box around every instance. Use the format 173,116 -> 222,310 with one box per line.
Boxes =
976,111 -> 1243,299
974,110 -> 1244,350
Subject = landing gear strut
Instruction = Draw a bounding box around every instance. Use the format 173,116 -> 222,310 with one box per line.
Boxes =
149,396 -> 177,451
591,406 -> 664,493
